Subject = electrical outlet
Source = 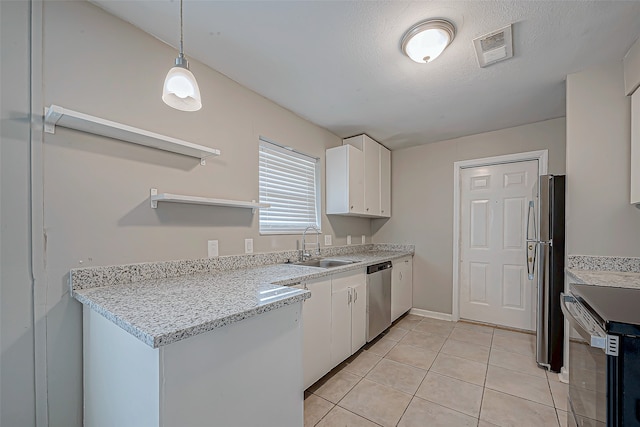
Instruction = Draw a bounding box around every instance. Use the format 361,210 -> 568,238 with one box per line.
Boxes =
361,235 -> 366,244
324,235 -> 332,246
244,238 -> 253,254
347,235 -> 352,245
207,240 -> 219,258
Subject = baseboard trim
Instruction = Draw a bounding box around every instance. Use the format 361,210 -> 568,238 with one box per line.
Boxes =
409,308 -> 453,321
559,367 -> 569,384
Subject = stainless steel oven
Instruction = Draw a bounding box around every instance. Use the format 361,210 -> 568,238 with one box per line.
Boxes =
561,284 -> 640,427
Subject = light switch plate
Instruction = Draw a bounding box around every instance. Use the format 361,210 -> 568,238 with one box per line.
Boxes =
324,235 -> 332,246
361,235 -> 366,244
347,235 -> 352,245
244,238 -> 253,254
207,240 -> 219,258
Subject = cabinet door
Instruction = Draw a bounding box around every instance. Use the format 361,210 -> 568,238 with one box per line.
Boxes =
391,257 -> 413,321
330,286 -> 352,368
348,145 -> 365,214
401,257 -> 413,314
380,146 -> 391,217
391,264 -> 402,322
326,145 -> 365,215
350,281 -> 367,354
298,278 -> 332,390
363,136 -> 381,216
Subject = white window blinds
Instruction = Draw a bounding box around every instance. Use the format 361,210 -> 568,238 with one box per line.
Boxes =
259,138 -> 321,234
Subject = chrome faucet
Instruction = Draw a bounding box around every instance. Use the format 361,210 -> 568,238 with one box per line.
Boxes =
301,226 -> 321,261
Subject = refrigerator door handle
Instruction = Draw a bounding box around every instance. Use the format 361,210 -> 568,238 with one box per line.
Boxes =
526,201 -> 538,280
536,239 -> 549,367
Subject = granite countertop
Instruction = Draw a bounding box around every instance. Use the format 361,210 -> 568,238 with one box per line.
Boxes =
566,269 -> 640,290
566,255 -> 640,290
72,248 -> 413,348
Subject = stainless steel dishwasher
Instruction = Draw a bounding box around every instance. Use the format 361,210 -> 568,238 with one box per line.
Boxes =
366,261 -> 392,342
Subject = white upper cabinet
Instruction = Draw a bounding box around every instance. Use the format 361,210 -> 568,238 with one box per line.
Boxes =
632,90 -> 640,205
326,145 -> 365,215
327,134 -> 391,218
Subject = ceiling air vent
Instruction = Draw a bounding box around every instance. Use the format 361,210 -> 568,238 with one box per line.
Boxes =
473,24 -> 513,68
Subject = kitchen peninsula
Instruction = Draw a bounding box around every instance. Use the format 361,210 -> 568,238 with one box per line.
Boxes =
72,244 -> 413,427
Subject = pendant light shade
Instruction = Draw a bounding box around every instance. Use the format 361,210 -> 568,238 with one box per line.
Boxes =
163,0 -> 202,111
163,56 -> 202,111
401,19 -> 456,64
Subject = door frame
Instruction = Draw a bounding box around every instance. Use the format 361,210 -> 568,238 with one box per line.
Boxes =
452,150 -> 548,322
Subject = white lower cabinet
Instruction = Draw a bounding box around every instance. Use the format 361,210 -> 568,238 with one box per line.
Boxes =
298,269 -> 367,389
296,278 -> 332,390
391,256 -> 413,322
330,270 -> 367,368
83,303 -> 303,427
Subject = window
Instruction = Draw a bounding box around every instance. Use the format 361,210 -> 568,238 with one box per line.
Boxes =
259,138 -> 321,234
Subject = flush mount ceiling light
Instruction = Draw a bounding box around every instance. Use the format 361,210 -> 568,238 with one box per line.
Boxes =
401,19 -> 456,64
162,0 -> 202,112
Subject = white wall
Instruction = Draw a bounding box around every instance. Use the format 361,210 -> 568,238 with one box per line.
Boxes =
0,1 -> 37,426
32,2 -> 371,426
372,118 -> 566,315
566,61 -> 640,256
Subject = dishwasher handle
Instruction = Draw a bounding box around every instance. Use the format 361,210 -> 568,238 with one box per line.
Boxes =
560,292 -> 619,356
367,261 -> 392,274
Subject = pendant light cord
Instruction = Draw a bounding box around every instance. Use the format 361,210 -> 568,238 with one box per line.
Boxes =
179,0 -> 184,56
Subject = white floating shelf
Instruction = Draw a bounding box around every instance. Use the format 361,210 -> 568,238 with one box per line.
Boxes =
44,105 -> 220,165
150,188 -> 270,213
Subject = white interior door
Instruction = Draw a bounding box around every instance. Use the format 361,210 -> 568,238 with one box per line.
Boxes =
459,160 -> 538,330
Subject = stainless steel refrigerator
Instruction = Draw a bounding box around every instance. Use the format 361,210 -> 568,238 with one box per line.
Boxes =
526,174 -> 565,373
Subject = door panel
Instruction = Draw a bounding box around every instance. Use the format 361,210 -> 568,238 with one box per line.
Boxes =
471,175 -> 491,190
470,200 -> 489,248
502,265 -> 525,309
469,262 -> 489,303
503,171 -> 525,187
503,197 -> 525,249
460,159 -> 538,330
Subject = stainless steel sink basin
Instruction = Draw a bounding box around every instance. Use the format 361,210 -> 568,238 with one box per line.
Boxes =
292,258 -> 357,268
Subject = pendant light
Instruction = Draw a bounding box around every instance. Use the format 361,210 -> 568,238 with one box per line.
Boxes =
162,0 -> 202,111
401,19 -> 456,64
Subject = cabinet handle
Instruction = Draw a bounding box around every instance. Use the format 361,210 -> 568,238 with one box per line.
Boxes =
354,289 -> 358,303
400,272 -> 403,280
348,289 -> 352,304
350,205 -> 354,209
366,208 -> 369,211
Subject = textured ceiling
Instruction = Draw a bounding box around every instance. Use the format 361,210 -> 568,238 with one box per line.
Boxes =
91,1 -> 640,150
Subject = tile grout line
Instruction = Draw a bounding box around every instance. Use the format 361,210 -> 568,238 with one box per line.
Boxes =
545,367 -> 564,427
477,330 -> 494,425
324,350 -> 386,426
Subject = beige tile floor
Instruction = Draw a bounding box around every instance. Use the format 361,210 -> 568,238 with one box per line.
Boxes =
304,314 -> 569,427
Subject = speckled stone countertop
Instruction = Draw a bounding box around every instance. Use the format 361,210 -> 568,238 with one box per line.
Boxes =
71,246 -> 414,348
567,255 -> 640,290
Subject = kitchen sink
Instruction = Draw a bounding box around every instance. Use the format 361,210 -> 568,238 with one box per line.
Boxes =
292,258 -> 357,268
